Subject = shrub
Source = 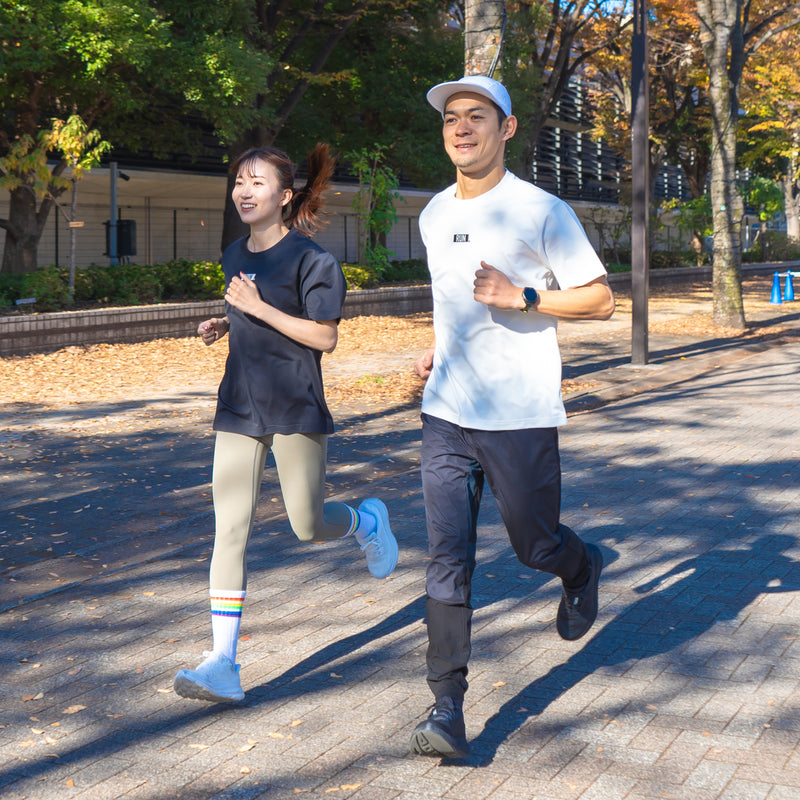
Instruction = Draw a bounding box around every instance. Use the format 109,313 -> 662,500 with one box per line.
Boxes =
152,259 -> 225,300
379,258 -> 430,283
742,232 -> 800,263
341,262 -> 378,290
0,257 -> 423,313
0,273 -> 26,308
0,260 -> 226,313
22,265 -> 71,311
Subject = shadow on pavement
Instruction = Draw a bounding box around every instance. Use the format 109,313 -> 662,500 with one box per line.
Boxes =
443,534 -> 800,767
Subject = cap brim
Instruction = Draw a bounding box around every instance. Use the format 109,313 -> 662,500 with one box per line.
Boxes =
426,81 -> 510,117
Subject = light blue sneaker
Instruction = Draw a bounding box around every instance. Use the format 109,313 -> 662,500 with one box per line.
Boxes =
173,651 -> 244,703
356,499 -> 398,579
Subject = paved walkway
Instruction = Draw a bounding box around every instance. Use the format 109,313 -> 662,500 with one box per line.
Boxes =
2,283 -> 800,799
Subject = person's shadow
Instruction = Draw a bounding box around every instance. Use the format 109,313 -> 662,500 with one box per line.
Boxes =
457,534 -> 800,765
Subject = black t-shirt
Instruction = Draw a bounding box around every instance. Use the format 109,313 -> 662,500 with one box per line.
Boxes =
213,229 -> 346,437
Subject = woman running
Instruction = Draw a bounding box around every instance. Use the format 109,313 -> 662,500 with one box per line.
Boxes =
173,143 -> 398,703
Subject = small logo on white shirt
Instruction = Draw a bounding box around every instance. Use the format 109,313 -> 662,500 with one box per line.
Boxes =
453,233 -> 470,243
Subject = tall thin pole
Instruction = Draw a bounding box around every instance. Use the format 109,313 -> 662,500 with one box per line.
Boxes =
109,162 -> 119,265
631,0 -> 650,364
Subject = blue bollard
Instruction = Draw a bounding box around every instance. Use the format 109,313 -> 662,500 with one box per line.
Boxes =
785,270 -> 795,302
771,271 -> 783,304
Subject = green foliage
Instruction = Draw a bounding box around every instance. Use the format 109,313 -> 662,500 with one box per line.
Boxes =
662,196 -> 713,238
19,266 -> 72,311
341,263 -> 379,290
347,144 -> 405,275
1,257 -> 428,309
742,231 -> 800,263
744,176 -> 784,223
277,2 -> 461,190
0,273 -> 25,307
378,258 -> 430,283
0,259 -> 226,312
0,0 -> 271,274
341,258 -> 428,290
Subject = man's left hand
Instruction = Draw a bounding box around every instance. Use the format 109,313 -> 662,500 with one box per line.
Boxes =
473,261 -> 522,310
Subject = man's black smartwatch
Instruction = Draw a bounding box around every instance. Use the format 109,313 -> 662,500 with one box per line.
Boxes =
521,286 -> 539,313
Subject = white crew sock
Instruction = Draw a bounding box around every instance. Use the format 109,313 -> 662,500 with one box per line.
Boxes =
210,590 -> 246,663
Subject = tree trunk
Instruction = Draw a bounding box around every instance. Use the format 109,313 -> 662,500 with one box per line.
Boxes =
464,0 -> 506,77
697,0 -> 746,330
782,164 -> 800,241
0,186 -> 49,275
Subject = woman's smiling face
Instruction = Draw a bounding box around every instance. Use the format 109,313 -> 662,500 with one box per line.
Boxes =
232,156 -> 293,228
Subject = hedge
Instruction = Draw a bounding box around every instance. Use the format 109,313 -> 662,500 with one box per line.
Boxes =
0,257 -> 431,313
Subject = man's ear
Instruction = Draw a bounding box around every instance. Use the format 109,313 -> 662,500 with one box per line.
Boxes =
502,115 -> 518,141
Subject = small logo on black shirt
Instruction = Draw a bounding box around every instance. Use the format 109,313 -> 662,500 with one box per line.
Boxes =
453,233 -> 470,243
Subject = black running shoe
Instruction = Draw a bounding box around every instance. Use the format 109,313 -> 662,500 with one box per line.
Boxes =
409,696 -> 469,757
557,542 -> 603,641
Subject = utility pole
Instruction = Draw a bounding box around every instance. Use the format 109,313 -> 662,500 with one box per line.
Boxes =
109,161 -> 119,266
631,0 -> 650,364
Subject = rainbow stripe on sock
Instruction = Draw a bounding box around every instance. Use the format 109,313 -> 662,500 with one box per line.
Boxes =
210,594 -> 244,618
345,505 -> 360,537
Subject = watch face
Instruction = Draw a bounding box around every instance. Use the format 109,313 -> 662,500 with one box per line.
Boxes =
523,287 -> 538,304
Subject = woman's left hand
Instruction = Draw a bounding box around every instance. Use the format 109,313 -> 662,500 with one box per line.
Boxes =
225,272 -> 264,316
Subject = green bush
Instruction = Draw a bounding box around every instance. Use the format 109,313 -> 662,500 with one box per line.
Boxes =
0,260 -> 227,313
342,258 -> 429,290
650,250 -> 699,270
742,232 -> 800,263
151,258 -> 226,300
0,273 -> 26,308
22,265 -> 71,311
0,256 -> 432,313
341,262 -> 379,290
379,258 -> 430,283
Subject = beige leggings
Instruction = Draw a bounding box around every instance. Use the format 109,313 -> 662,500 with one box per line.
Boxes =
209,430 -> 353,591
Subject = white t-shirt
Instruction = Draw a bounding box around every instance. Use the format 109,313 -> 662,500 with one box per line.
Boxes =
419,170 -> 606,431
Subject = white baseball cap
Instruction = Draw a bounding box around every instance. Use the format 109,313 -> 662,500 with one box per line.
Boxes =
427,75 -> 512,118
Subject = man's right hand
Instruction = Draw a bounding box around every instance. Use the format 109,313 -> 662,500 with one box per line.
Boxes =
414,347 -> 435,380
198,317 -> 229,346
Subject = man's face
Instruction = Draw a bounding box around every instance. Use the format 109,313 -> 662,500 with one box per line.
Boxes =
442,92 -> 515,176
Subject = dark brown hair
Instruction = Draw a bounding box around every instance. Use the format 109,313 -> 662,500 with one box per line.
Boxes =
229,143 -> 335,237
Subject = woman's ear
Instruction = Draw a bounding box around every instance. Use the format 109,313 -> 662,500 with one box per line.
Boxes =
281,188 -> 293,207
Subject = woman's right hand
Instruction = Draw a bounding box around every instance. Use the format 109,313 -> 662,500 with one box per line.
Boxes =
198,317 -> 229,346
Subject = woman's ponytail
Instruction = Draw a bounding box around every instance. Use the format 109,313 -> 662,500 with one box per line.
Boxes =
286,143 -> 336,237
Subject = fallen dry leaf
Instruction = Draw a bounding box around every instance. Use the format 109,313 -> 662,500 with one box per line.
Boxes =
62,705 -> 86,715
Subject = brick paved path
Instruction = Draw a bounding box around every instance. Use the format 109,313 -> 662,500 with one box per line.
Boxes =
2,334 -> 800,798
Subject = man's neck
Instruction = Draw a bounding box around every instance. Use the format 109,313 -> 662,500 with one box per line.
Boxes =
454,164 -> 507,199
